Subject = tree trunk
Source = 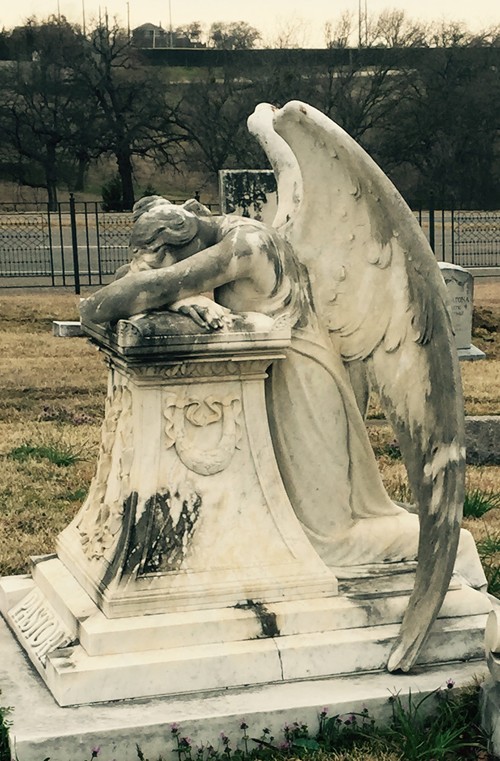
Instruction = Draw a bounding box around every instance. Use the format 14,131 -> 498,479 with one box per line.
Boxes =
74,154 -> 89,192
116,150 -> 135,210
45,143 -> 58,211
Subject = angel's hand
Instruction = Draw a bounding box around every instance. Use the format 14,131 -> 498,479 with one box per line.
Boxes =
169,296 -> 233,331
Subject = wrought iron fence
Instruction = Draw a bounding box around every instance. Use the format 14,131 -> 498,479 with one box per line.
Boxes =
453,211 -> 500,267
0,210 -> 54,279
0,196 -> 498,291
0,197 -> 219,291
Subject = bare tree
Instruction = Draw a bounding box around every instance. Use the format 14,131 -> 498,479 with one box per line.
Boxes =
75,20 -> 184,209
372,10 -> 428,48
0,16 -> 89,208
208,21 -> 261,50
266,16 -> 311,49
324,13 -> 354,49
378,45 -> 500,207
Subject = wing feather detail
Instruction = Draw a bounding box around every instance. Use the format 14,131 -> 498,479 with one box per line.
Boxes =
271,101 -> 445,363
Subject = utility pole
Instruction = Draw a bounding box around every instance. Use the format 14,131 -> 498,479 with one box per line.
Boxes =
169,0 -> 173,47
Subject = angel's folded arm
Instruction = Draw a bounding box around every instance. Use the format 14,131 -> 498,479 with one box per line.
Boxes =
80,238 -> 252,325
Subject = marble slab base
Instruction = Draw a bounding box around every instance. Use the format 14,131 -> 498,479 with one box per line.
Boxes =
0,555 -> 492,707
0,609 -> 489,761
52,320 -> 84,337
458,344 -> 486,361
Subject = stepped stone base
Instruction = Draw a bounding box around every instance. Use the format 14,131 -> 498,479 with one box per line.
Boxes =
0,609 -> 490,761
0,555 -> 492,707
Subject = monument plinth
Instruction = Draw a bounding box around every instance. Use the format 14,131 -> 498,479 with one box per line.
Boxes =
57,311 -> 335,617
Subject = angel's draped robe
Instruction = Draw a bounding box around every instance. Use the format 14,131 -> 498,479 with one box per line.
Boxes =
265,280 -> 485,586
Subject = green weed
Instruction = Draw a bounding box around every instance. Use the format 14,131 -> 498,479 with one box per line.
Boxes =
58,487 -> 87,502
8,442 -> 82,467
380,683 -> 485,760
476,530 -> 500,556
166,682 -> 490,761
0,699 -> 11,761
463,489 -> 500,519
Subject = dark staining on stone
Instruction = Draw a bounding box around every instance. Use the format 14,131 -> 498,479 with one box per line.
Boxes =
113,489 -> 201,580
235,599 -> 280,638
101,491 -> 139,589
140,489 -> 201,574
263,235 -> 284,297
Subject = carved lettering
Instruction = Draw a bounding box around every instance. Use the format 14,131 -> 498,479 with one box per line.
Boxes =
10,589 -> 73,666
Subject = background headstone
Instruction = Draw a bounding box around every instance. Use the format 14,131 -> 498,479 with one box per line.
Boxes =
219,169 -> 277,224
439,263 -> 486,360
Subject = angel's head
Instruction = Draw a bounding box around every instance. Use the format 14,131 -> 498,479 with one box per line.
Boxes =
129,197 -> 216,272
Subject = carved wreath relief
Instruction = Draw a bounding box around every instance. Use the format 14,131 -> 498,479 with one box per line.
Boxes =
164,391 -> 242,476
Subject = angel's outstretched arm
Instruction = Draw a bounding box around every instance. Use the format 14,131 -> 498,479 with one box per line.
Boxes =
80,239 -> 248,325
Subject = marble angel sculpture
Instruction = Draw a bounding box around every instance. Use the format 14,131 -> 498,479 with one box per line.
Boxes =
80,101 -> 485,673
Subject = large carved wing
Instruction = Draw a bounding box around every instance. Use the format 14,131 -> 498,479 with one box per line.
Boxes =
250,100 -> 465,672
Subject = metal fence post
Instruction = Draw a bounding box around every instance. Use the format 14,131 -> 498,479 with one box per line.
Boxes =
69,193 -> 81,295
450,198 -> 455,265
429,192 -> 435,254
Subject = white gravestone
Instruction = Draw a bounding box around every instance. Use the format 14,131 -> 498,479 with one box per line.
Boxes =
439,263 -> 485,360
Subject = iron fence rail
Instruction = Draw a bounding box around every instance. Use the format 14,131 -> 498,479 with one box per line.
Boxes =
0,198 -> 498,291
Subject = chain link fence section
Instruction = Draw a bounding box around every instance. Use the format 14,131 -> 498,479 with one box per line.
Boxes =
0,211 -> 53,278
454,211 -> 500,267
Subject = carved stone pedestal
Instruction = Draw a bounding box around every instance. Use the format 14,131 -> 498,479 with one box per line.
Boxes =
57,311 -> 335,617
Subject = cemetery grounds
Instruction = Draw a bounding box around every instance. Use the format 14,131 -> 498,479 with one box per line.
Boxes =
0,283 -> 498,759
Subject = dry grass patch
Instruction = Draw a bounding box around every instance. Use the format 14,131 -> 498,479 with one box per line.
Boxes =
0,294 -> 106,425
462,359 -> 500,415
0,291 -> 81,331
0,421 -> 99,574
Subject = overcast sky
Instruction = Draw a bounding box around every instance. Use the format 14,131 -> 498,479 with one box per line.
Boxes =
2,0 -> 499,46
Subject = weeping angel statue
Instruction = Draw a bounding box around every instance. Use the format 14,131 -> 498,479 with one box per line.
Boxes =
81,101 -> 485,673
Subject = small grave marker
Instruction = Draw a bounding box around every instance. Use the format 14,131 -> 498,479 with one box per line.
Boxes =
439,263 -> 485,360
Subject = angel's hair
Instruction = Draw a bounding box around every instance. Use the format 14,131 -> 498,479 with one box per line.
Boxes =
131,195 -> 166,222
130,205 -> 199,251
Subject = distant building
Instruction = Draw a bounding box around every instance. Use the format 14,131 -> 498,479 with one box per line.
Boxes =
132,23 -> 205,49
132,23 -> 170,48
